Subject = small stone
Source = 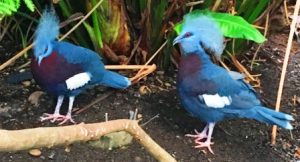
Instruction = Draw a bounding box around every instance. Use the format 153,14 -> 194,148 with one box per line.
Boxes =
19,69 -> 25,73
137,114 -> 143,120
134,156 -> 142,162
22,81 -> 31,87
48,151 -> 55,159
156,71 -> 164,75
29,149 -> 42,157
164,83 -> 171,87
65,146 -> 71,152
28,91 -> 45,107
139,86 -> 150,95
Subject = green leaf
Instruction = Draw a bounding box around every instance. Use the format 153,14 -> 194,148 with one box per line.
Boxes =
174,23 -> 182,35
174,10 -> 266,43
91,0 -> 103,48
247,0 -> 269,23
23,0 -> 35,12
83,22 -> 98,49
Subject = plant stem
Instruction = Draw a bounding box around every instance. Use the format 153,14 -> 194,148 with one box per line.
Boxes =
271,0 -> 300,145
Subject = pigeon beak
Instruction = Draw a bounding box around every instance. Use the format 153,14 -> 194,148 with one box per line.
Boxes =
38,56 -> 43,66
173,35 -> 182,45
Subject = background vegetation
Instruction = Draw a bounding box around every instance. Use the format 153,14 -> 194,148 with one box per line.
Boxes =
0,0 -> 286,70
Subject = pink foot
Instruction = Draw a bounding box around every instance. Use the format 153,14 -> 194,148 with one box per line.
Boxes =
56,114 -> 76,125
195,140 -> 215,154
40,113 -> 76,125
40,113 -> 66,123
185,123 -> 216,154
185,129 -> 208,143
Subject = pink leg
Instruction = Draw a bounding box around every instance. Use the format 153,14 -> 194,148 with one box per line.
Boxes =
40,96 -> 76,125
56,96 -> 76,125
40,95 -> 65,122
186,123 -> 216,154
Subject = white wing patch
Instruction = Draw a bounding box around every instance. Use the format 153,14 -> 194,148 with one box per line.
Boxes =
66,72 -> 91,90
200,94 -> 232,108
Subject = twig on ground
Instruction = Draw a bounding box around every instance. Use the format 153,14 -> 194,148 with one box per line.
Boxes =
130,64 -> 157,83
141,114 -> 160,127
271,0 -> 300,145
74,90 -> 114,115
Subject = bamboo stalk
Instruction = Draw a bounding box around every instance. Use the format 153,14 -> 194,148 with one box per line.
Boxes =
0,119 -> 176,162
271,0 -> 300,145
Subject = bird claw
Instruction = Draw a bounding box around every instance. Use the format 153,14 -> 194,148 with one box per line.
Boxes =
56,115 -> 76,125
185,129 -> 208,142
185,129 -> 214,154
194,140 -> 215,154
40,113 -> 65,122
40,113 -> 76,125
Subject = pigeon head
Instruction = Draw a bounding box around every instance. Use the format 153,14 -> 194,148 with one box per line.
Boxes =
34,7 -> 59,65
173,15 -> 224,59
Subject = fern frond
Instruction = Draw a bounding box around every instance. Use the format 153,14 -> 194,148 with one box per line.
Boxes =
0,2 -> 17,15
0,5 -> 12,16
13,0 -> 21,10
0,0 -> 34,17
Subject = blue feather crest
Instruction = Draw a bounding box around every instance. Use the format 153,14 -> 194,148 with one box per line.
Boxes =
181,14 -> 224,59
35,7 -> 59,44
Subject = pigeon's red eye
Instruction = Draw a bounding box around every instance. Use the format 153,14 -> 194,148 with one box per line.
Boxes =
184,32 -> 192,38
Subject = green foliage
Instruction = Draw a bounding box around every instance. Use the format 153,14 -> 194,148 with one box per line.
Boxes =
2,0 -> 274,69
174,10 -> 266,43
57,0 -> 89,47
0,0 -> 35,17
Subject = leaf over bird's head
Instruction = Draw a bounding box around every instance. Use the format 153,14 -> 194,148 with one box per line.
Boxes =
174,10 -> 266,44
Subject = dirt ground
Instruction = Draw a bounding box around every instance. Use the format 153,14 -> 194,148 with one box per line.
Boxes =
0,30 -> 299,162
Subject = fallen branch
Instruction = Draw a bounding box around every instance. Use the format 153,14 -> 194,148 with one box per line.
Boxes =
74,90 -> 114,115
271,0 -> 300,145
0,119 -> 176,162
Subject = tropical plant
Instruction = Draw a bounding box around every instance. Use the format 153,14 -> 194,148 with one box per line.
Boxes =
1,0 -> 284,70
0,0 -> 35,19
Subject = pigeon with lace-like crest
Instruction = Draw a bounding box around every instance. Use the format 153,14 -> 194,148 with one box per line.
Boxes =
173,14 -> 294,154
31,8 -> 131,125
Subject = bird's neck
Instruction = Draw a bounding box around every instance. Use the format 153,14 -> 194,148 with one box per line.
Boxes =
191,49 -> 213,66
178,53 -> 201,80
